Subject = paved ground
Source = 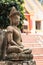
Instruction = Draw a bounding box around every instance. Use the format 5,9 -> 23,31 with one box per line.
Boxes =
21,33 -> 43,65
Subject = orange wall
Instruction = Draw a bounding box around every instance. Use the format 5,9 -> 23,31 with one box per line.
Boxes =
25,14 -> 32,30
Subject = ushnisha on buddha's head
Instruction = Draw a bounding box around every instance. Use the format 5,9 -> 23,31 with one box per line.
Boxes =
9,6 -> 20,26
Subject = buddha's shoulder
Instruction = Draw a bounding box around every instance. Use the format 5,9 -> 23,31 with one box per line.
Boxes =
7,26 -> 14,32
7,26 -> 13,29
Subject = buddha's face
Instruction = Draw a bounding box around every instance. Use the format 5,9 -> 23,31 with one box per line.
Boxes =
9,14 -> 20,26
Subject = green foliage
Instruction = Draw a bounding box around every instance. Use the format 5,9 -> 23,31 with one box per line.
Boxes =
0,0 -> 24,29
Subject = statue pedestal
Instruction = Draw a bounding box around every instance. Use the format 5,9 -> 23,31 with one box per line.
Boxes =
0,60 -> 36,65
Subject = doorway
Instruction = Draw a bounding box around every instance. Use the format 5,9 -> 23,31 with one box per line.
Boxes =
35,20 -> 41,30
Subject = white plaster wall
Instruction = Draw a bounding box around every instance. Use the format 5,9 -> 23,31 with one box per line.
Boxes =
41,20 -> 43,30
31,12 -> 43,33
30,15 -> 35,33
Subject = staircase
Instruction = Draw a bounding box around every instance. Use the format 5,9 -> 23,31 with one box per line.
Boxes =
21,33 -> 43,65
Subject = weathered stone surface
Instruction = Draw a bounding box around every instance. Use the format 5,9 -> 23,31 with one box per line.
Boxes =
0,60 -> 36,65
6,53 -> 19,60
18,53 -> 33,61
0,30 -> 34,61
0,29 -> 36,64
0,30 -> 7,60
7,46 -> 23,54
0,29 -> 7,60
22,49 -> 32,54
6,53 -> 33,61
0,6 -> 36,65
0,61 -> 5,65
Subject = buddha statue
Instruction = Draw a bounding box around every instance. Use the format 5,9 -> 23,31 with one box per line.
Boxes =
6,6 -> 33,60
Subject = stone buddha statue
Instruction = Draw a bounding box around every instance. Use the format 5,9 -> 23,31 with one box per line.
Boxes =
6,6 -> 33,60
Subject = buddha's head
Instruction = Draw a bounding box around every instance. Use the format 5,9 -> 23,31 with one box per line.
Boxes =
9,6 -> 20,26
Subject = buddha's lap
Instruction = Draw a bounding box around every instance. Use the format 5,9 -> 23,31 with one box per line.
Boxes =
7,46 -> 23,53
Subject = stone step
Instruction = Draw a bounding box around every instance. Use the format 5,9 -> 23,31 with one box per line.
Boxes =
23,43 -> 41,48
23,43 -> 43,55
34,55 -> 43,61
24,47 -> 43,55
32,47 -> 43,55
21,33 -> 43,44
34,55 -> 43,65
21,33 -> 43,65
36,61 -> 43,65
21,35 -> 39,43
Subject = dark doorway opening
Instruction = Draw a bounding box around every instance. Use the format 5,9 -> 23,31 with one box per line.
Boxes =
35,20 -> 41,30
